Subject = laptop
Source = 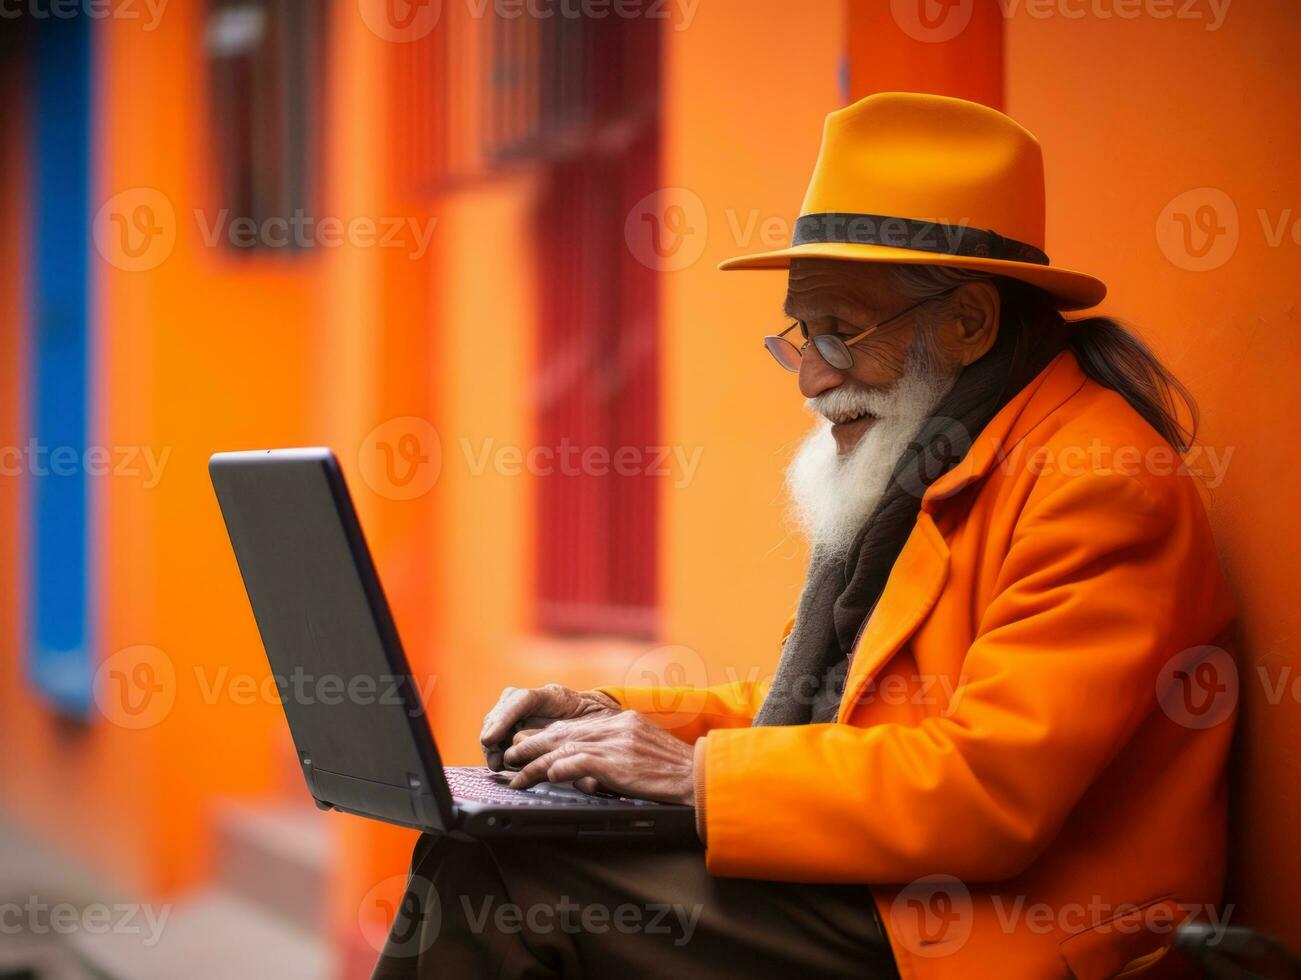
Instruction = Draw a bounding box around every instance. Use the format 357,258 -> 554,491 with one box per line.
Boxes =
209,447 -> 697,841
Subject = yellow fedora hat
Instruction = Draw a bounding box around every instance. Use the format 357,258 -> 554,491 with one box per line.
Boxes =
719,92 -> 1106,310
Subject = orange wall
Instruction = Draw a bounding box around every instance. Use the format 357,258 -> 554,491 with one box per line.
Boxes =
1004,0 -> 1301,942
0,7 -> 326,894
848,0 -> 1004,108
658,0 -> 845,692
106,5 -> 328,894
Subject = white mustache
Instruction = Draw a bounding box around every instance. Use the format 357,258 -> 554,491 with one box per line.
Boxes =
805,383 -> 892,425
788,360 -> 957,557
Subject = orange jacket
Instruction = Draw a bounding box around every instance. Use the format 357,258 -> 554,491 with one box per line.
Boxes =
599,352 -> 1236,980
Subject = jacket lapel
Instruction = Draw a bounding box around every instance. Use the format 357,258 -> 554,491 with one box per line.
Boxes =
837,352 -> 1089,720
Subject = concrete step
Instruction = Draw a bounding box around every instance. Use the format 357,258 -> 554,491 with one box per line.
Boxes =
210,801 -> 331,937
0,804 -> 336,980
0,816 -> 115,980
65,887 -> 334,980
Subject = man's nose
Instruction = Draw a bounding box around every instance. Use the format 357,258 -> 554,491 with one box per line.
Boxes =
798,344 -> 845,399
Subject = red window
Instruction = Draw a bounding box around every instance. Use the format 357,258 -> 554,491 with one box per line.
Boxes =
534,150 -> 659,637
390,8 -> 662,638
204,0 -> 328,252
531,20 -> 661,638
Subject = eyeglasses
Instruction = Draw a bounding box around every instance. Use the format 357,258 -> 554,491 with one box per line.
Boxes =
762,292 -> 951,373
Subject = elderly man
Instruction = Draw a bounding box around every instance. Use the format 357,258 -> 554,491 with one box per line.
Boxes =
374,93 -> 1235,979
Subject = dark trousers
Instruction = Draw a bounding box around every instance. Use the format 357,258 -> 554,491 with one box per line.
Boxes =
371,833 -> 899,980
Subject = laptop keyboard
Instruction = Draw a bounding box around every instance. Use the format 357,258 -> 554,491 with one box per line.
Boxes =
444,766 -> 657,807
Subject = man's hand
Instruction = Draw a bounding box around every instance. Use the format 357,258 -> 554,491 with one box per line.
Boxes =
479,683 -> 621,771
502,710 -> 695,805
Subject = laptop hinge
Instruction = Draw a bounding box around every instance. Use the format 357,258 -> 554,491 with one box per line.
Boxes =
299,749 -> 333,811
407,773 -> 440,827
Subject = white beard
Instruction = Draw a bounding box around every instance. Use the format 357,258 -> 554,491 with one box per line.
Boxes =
786,355 -> 955,557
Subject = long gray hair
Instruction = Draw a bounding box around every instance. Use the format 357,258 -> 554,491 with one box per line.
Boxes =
891,265 -> 1198,451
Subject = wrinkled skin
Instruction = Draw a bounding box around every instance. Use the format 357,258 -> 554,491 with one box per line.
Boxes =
505,709 -> 696,805
479,683 -> 622,770
479,683 -> 693,803
785,259 -> 1000,453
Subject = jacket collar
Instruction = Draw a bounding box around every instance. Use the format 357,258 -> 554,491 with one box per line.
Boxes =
920,351 -> 1088,513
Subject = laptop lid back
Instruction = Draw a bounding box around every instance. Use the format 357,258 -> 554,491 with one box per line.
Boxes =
209,447 -> 454,832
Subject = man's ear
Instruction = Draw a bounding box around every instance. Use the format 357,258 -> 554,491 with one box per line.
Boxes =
941,280 -> 1001,366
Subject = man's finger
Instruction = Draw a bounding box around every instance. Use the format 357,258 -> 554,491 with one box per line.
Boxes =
479,688 -> 537,748
544,751 -> 613,789
479,684 -> 571,748
510,728 -> 542,747
501,711 -> 617,769
509,743 -> 588,789
507,747 -> 561,789
502,720 -> 578,770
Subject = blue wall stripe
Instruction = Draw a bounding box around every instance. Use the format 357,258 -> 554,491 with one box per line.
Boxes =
29,14 -> 94,716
